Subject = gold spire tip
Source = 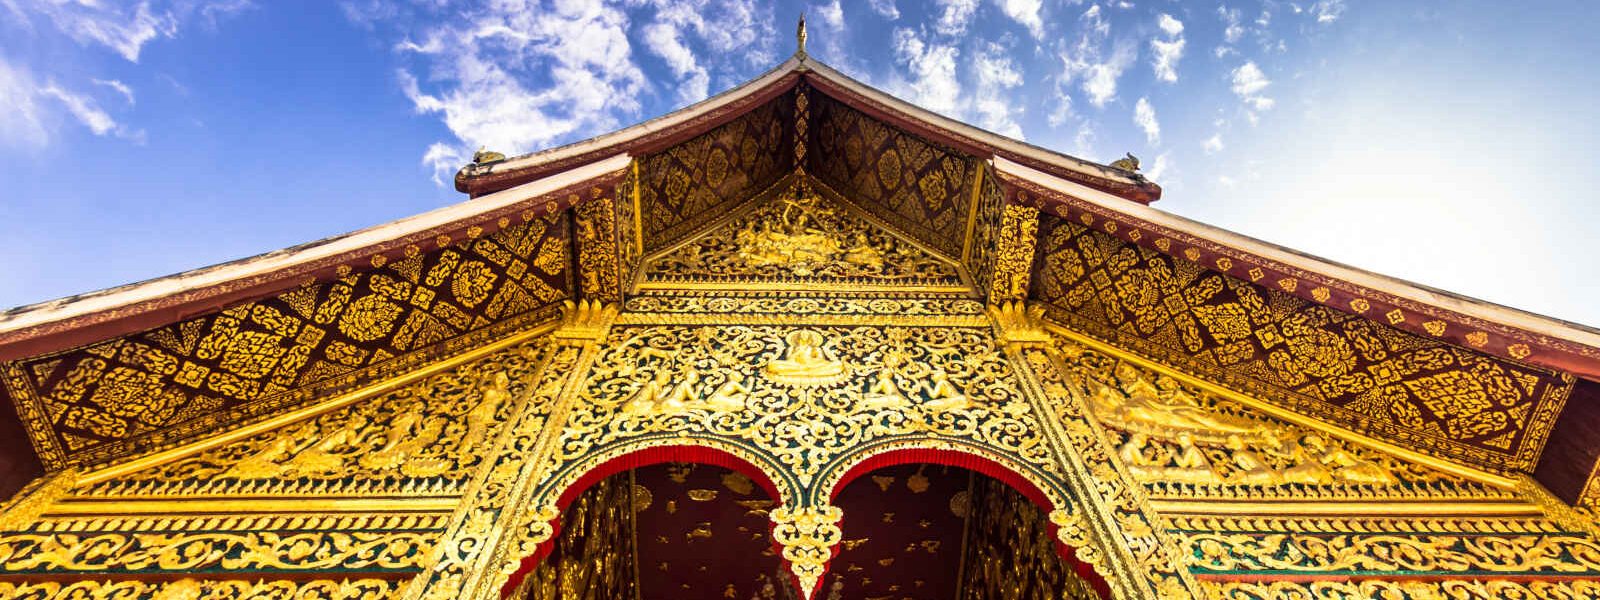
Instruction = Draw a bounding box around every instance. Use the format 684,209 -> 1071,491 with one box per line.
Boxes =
797,14 -> 808,55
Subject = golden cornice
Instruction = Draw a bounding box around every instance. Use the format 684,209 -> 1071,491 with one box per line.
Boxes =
615,311 -> 989,327
43,496 -> 458,517
1041,319 -> 1519,490
1148,499 -> 1541,518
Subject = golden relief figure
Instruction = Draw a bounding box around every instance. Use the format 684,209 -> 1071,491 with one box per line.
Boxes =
764,329 -> 849,387
642,179 -> 963,288
1074,342 -> 1456,491
87,340 -> 546,495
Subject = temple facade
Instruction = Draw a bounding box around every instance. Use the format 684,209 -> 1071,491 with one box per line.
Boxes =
3,30 -> 1600,600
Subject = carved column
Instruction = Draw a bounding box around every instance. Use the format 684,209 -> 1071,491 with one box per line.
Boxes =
402,302 -> 617,600
992,301 -> 1203,599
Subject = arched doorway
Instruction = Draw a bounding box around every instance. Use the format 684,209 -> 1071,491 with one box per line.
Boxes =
510,460 -> 1105,599
507,452 -> 793,600
823,462 -> 1106,600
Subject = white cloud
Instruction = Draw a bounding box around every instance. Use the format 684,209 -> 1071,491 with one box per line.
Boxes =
1230,61 -> 1275,113
1203,133 -> 1224,154
384,1 -> 647,183
363,0 -> 778,184
1058,4 -> 1135,108
93,79 -> 135,105
1310,0 -> 1346,23
0,58 -> 49,146
992,0 -> 1044,40
815,0 -> 844,30
7,1 -> 246,63
1072,121 -> 1097,157
1157,12 -> 1184,36
1217,174 -> 1237,188
40,83 -> 142,142
637,0 -> 776,102
1150,13 -> 1184,82
1047,93 -> 1073,127
420,142 -> 469,186
1144,151 -> 1170,181
1133,97 -> 1159,145
934,0 -> 980,36
890,27 -> 961,116
867,0 -> 900,20
1080,43 -> 1134,107
0,55 -> 145,146
642,21 -> 709,102
971,41 -> 1024,138
1218,5 -> 1244,44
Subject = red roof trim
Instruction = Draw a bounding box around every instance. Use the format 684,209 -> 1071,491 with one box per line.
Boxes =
0,171 -> 625,362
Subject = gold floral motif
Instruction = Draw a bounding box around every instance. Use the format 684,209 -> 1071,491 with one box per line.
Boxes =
770,504 -> 844,599
0,530 -> 433,572
0,578 -> 404,599
82,340 -> 546,495
1206,579 -> 1600,599
986,204 -> 1041,302
1033,216 -> 1573,472
4,213 -> 571,469
557,324 -> 1046,489
575,193 -> 624,302
1183,531 -> 1600,574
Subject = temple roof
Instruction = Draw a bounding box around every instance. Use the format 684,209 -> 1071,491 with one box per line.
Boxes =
2,46 -> 1598,504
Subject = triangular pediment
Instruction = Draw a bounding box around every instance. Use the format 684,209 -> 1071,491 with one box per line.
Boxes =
637,176 -> 970,294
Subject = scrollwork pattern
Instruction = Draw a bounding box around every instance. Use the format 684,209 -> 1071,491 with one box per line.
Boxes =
1184,532 -> 1600,575
0,530 -> 432,572
554,324 -> 1051,490
1205,579 -> 1600,599
0,578 -> 403,600
84,340 -> 547,496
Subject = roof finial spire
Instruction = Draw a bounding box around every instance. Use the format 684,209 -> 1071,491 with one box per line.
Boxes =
796,14 -> 808,56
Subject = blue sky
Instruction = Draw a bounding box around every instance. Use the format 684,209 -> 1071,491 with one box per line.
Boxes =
1,0 -> 1597,327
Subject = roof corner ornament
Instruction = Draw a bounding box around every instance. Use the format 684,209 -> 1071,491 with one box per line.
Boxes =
1109,152 -> 1140,173
472,146 -> 506,166
796,14 -> 808,57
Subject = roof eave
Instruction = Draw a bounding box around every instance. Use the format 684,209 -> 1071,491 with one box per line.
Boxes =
0,154 -> 633,362
993,156 -> 1600,379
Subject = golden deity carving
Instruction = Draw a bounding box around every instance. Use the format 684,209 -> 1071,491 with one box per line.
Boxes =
1089,360 -> 1409,488
764,329 -> 849,388
643,179 -> 961,287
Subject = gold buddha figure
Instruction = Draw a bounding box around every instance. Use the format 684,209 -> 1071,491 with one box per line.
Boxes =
764,330 -> 848,387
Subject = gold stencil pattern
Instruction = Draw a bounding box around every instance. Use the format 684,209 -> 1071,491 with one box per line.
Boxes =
555,323 -> 1051,489
810,94 -> 975,256
1033,216 -> 1572,471
82,340 -> 547,496
3,214 -> 571,469
0,578 -> 404,599
637,92 -> 794,250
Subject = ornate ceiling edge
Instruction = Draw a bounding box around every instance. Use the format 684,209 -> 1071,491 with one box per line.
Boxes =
1040,321 -> 1519,489
72,320 -> 561,486
0,158 -> 629,363
995,159 -> 1600,382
